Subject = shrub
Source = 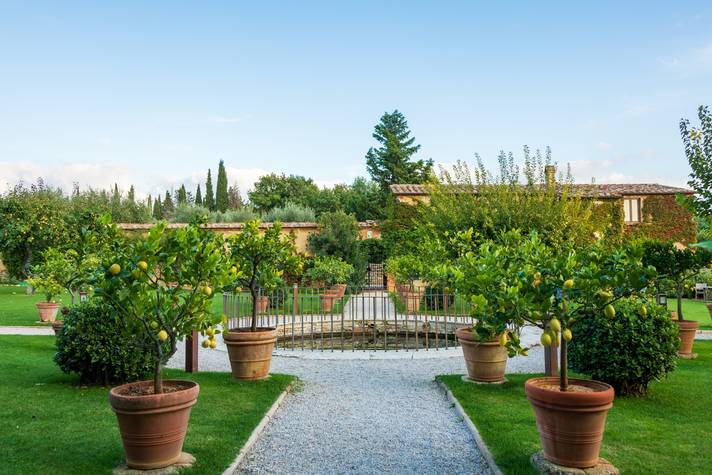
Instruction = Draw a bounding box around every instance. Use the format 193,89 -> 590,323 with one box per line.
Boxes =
360,238 -> 386,263
263,202 -> 316,222
308,211 -> 367,289
424,285 -> 455,310
305,256 -> 354,286
569,297 -> 679,397
54,302 -> 156,385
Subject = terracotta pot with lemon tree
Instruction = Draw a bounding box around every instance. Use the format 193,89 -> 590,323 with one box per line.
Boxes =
454,231 -> 655,468
306,256 -> 354,313
385,255 -> 425,313
27,261 -> 64,323
642,240 -> 712,358
224,220 -> 302,380
96,221 -> 232,470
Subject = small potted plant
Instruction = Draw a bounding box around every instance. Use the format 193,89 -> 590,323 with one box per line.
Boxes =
385,255 -> 424,313
643,241 -> 712,357
224,220 -> 302,380
306,256 -> 354,312
27,272 -> 64,323
96,221 -> 231,470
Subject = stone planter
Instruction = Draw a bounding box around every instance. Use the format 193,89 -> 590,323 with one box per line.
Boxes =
321,292 -> 339,313
36,302 -> 60,322
254,296 -> 269,314
223,327 -> 277,380
109,380 -> 199,470
455,327 -> 507,383
525,377 -> 614,468
401,290 -> 423,313
676,320 -> 699,357
51,320 -> 64,336
330,284 -> 347,299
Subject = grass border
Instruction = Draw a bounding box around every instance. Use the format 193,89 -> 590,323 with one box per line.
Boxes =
221,379 -> 297,474
436,379 -> 503,475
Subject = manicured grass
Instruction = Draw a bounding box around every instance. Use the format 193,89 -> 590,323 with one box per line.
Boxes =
439,341 -> 712,475
0,285 -> 70,326
0,335 -> 295,474
667,298 -> 712,330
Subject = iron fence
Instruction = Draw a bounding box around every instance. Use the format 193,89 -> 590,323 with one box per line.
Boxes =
223,285 -> 475,351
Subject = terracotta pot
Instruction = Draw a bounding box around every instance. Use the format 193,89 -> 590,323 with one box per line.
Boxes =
401,290 -> 423,313
51,320 -> 64,336
109,380 -> 199,470
254,296 -> 269,314
36,302 -> 60,322
525,377 -> 614,468
223,327 -> 277,380
455,327 -> 507,383
330,284 -> 347,298
676,320 -> 699,356
670,311 -> 678,320
320,293 -> 338,313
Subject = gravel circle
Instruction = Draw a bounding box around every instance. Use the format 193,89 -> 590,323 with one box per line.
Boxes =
169,336 -> 545,475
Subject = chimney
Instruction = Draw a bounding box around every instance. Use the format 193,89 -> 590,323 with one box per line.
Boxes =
544,165 -> 556,186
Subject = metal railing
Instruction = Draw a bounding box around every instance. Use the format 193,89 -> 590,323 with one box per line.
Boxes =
223,285 -> 475,351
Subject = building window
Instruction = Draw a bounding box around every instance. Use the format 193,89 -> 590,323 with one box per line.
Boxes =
624,198 -> 641,223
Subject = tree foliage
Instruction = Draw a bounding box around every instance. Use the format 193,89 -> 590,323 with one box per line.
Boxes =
366,110 -> 433,197
248,173 -> 320,213
307,211 -> 367,288
680,105 -> 712,217
216,160 -> 229,212
204,169 -> 215,211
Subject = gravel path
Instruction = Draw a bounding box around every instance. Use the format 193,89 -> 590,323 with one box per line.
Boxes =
168,328 -> 545,475
0,326 -> 53,335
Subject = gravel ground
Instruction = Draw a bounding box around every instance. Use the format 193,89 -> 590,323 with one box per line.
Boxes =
168,330 -> 545,475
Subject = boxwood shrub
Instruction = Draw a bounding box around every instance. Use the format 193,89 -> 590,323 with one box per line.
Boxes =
569,297 -> 679,397
54,301 -> 156,385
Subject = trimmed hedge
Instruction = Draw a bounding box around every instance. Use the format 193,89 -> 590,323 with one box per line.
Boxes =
54,302 -> 156,385
569,297 -> 679,397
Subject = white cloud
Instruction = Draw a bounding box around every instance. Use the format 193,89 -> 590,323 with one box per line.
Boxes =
597,142 -> 612,150
657,41 -> 712,77
567,158 -> 688,187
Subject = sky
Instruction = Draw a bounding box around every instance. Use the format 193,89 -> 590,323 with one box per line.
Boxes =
1,1 -> 711,200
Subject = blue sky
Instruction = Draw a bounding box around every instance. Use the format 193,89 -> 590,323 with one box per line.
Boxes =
1,1 -> 711,198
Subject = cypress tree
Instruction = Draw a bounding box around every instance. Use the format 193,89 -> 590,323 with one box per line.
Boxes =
163,191 -> 174,217
176,185 -> 187,205
216,160 -> 229,212
195,184 -> 203,206
204,169 -> 215,211
152,197 -> 163,219
127,185 -> 136,203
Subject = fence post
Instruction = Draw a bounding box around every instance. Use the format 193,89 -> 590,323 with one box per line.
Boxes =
293,283 -> 299,314
185,330 -> 199,373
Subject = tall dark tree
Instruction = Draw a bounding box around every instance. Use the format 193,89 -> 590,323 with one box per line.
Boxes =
365,110 -> 433,196
152,197 -> 163,220
127,185 -> 136,204
216,160 -> 229,212
680,105 -> 712,217
176,185 -> 188,205
195,184 -> 203,206
204,169 -> 215,211
163,191 -> 174,217
247,173 -> 320,212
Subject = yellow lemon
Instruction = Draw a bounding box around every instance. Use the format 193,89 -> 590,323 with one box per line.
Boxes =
549,318 -> 561,332
563,279 -> 574,289
203,286 -> 213,297
604,304 -> 616,319
150,321 -> 158,329
209,339 -> 217,349
138,261 -> 148,271
638,305 -> 647,317
540,332 -> 552,346
108,264 -> 121,275
206,328 -> 215,336
158,330 -> 168,341
562,328 -> 573,342
201,339 -> 210,348
499,332 -> 509,347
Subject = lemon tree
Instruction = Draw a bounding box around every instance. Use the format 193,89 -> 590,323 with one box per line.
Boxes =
96,220 -> 233,393
227,220 -> 302,331
443,229 -> 655,391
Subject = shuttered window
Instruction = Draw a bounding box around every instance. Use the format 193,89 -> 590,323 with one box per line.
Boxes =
624,198 -> 641,223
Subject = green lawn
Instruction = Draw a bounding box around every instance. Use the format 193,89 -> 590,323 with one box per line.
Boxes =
0,335 -> 295,474
667,298 -> 712,330
439,340 -> 712,475
0,285 -> 71,326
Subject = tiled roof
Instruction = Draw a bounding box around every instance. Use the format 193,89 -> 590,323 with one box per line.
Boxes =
389,183 -> 694,198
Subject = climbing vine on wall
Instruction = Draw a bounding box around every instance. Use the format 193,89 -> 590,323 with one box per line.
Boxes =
590,199 -> 624,242
626,195 -> 696,244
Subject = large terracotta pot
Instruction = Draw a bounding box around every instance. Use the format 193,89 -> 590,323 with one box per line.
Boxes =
321,292 -> 338,313
676,320 -> 699,356
36,302 -> 60,322
525,377 -> 614,468
330,284 -> 347,298
455,327 -> 507,383
223,327 -> 277,380
254,296 -> 269,314
109,380 -> 199,470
